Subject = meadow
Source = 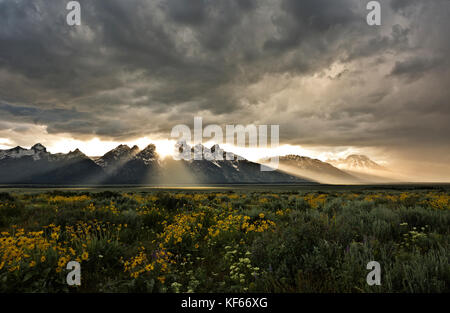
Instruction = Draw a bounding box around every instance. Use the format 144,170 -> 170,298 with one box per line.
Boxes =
0,186 -> 448,293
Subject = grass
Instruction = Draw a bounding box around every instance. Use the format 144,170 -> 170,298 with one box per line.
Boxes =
0,187 -> 448,293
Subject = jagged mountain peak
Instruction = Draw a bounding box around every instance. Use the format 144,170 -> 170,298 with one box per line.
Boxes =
113,144 -> 131,150
31,143 -> 47,152
135,144 -> 158,164
174,143 -> 241,162
107,144 -> 135,156
66,148 -> 87,159
112,144 -> 139,152
95,144 -> 141,168
175,141 -> 228,160
139,143 -> 156,153
10,146 -> 27,152
0,143 -> 50,161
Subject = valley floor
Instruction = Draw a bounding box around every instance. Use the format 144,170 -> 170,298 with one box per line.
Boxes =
0,186 -> 449,292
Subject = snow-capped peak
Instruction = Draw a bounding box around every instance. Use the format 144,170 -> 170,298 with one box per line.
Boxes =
328,154 -> 384,171
0,143 -> 50,161
108,145 -> 136,158
135,144 -> 158,164
95,144 -> 141,167
0,146 -> 32,160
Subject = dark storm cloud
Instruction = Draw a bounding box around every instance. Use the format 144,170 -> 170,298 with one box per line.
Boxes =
265,0 -> 359,51
390,57 -> 442,83
0,0 -> 449,164
390,0 -> 422,12
0,102 -> 92,130
344,24 -> 410,61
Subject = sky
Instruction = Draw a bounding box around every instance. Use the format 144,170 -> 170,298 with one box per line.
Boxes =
0,0 -> 449,181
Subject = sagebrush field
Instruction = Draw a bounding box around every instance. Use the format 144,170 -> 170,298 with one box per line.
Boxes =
0,187 -> 448,293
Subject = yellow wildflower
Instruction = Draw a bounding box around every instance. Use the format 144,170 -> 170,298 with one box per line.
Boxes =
81,251 -> 89,261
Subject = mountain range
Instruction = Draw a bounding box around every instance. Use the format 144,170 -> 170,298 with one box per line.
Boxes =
269,155 -> 358,184
0,143 -> 388,185
0,143 -> 308,185
0,144 -> 102,184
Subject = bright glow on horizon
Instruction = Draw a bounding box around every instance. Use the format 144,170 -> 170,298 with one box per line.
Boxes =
46,137 -> 178,158
5,135 -> 450,181
0,122 -> 391,165
0,137 -> 12,149
0,134 -> 384,167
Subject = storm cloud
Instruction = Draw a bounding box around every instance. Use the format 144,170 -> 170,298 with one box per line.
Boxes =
0,0 -> 449,176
